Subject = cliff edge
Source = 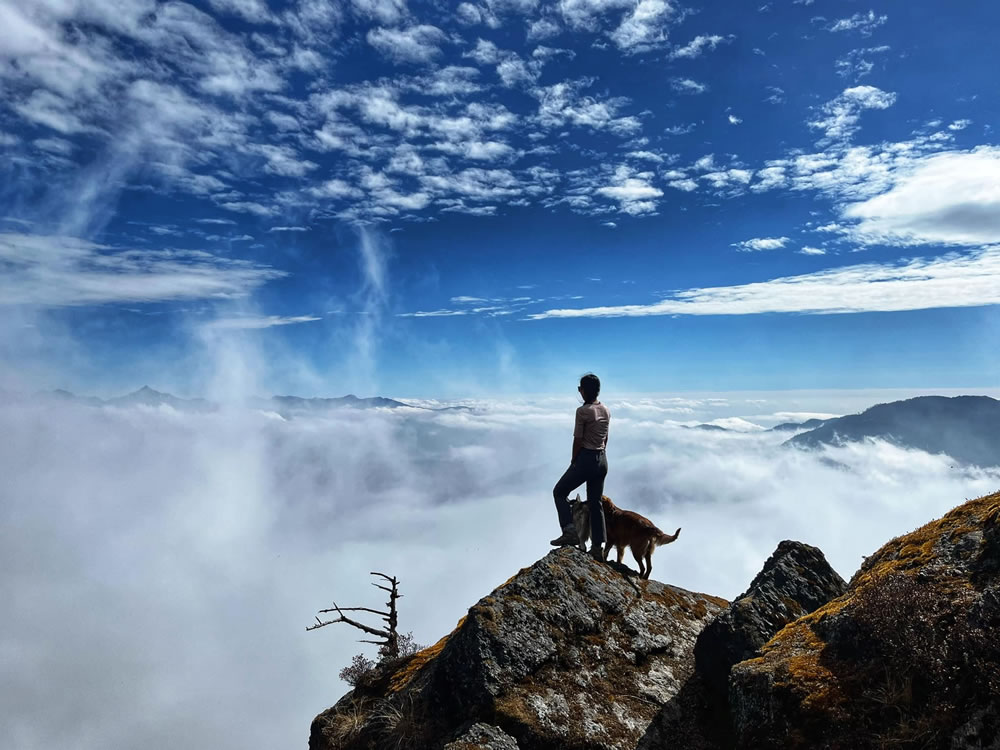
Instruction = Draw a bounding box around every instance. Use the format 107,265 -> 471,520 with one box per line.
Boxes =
309,547 -> 726,750
309,491 -> 1000,749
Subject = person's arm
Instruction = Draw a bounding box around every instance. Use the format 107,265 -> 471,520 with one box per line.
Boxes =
572,407 -> 585,463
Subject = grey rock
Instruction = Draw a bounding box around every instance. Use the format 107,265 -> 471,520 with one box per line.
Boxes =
694,539 -> 846,700
444,723 -> 520,750
638,540 -> 846,750
309,547 -> 726,750
729,492 -> 1000,749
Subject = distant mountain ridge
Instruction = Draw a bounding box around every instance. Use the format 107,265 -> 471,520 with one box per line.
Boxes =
106,385 -> 215,412
769,417 -> 828,432
267,394 -> 413,413
28,386 -> 445,414
786,395 -> 1000,467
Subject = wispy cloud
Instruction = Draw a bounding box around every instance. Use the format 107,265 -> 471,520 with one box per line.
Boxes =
398,293 -> 582,319
671,78 -> 708,94
528,247 -> 1000,318
808,85 -> 896,142
0,233 -> 285,307
202,314 -> 322,330
828,10 -> 888,36
733,237 -> 789,252
669,34 -> 728,59
367,25 -> 447,64
835,45 -> 890,80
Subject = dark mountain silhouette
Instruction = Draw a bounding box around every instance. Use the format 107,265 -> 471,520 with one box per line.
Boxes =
683,423 -> 729,431
785,395 -> 1000,467
770,417 -> 828,432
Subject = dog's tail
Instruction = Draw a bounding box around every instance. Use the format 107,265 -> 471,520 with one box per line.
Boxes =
655,527 -> 681,546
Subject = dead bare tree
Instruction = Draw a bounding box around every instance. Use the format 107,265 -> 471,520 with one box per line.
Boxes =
308,571 -> 402,660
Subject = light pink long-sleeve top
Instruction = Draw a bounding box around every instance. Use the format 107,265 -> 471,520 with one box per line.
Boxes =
574,401 -> 611,450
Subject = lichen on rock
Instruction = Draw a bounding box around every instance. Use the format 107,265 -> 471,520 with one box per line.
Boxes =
309,547 -> 726,750
729,491 -> 1000,750
443,722 -> 520,749
638,539 -> 846,750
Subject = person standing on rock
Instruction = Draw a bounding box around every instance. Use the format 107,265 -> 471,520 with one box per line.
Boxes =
550,373 -> 610,560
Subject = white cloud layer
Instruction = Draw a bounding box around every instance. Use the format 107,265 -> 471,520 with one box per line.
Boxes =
2,394 -> 998,750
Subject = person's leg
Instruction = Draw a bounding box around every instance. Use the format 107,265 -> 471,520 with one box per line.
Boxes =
551,462 -> 586,544
585,453 -> 608,550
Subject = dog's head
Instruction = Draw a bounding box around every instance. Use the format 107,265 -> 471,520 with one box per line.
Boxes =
568,492 -> 588,520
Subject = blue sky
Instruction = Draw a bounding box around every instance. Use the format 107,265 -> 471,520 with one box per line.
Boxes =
2,0 -> 999,398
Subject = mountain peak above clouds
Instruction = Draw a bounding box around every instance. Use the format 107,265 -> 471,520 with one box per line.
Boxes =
106,386 -> 215,412
786,395 -> 1000,467
769,417 -> 829,432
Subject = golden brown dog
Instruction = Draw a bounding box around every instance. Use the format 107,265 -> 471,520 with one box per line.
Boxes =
570,493 -> 680,579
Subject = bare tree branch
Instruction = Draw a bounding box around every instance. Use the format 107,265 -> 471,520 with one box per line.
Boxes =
317,606 -> 389,619
307,573 -> 404,659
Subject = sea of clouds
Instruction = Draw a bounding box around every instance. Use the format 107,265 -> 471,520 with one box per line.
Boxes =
3,390 -> 1000,750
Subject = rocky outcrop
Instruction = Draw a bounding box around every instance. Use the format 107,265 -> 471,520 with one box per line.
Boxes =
309,547 -> 726,750
695,540 -> 846,700
443,723 -> 520,749
730,491 -> 1000,749
637,541 -> 846,749
310,492 -> 1000,750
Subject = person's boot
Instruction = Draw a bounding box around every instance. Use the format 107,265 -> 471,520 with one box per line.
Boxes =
550,525 -> 580,546
589,544 -> 605,561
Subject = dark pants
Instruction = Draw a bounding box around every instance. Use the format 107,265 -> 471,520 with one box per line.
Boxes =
553,448 -> 608,545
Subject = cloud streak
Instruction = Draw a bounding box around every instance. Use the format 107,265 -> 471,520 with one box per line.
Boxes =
0,233 -> 286,307
203,314 -> 322,330
529,246 -> 1000,318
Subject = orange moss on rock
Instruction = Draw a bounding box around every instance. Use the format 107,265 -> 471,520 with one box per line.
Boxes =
733,491 -> 1000,748
853,490 -> 1000,588
774,622 -> 846,714
757,492 -> 1000,649
388,616 -> 467,693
